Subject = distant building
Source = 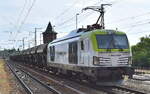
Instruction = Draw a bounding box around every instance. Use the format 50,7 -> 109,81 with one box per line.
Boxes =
42,22 -> 57,44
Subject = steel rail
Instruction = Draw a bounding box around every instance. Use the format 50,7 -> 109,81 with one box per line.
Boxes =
14,62 -> 147,94
6,62 -> 33,94
19,68 -> 62,94
16,63 -> 87,94
112,85 -> 146,94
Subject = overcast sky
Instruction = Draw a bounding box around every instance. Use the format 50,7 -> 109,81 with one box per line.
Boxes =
0,0 -> 150,50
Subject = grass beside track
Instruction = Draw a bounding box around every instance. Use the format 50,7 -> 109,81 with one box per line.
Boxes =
0,59 -> 13,94
0,59 -> 23,94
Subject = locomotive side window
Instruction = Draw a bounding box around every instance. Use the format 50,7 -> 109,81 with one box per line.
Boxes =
68,42 -> 78,64
50,46 -> 55,61
81,41 -> 84,50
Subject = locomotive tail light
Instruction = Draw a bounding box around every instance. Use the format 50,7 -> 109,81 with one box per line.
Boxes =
93,56 -> 101,65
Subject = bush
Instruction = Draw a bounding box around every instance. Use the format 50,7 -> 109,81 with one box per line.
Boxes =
132,36 -> 150,67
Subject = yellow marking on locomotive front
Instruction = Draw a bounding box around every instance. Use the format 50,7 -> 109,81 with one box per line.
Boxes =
80,29 -> 130,52
89,29 -> 130,52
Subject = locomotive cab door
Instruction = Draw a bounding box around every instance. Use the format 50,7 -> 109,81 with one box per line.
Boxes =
68,42 -> 78,64
80,39 -> 90,66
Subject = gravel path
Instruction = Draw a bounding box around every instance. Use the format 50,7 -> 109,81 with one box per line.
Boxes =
0,59 -> 25,94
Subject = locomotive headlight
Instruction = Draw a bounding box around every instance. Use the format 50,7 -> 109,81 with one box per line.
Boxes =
93,56 -> 100,65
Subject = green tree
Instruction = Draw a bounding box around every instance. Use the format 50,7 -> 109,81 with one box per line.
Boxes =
132,36 -> 150,67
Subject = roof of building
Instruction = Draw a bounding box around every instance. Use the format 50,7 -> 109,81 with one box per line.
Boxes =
43,22 -> 57,34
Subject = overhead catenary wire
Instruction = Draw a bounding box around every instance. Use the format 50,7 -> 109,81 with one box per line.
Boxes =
55,0 -> 79,20
120,18 -> 150,28
114,20 -> 150,37
55,16 -> 75,27
16,0 -> 28,29
0,16 -> 17,30
55,11 -> 90,30
0,1 -> 28,48
4,0 -> 28,47
17,0 -> 37,33
2,0 -> 149,49
127,29 -> 150,35
55,0 -> 125,30
120,21 -> 150,29
55,1 -> 103,29
108,11 -> 150,24
13,0 -> 37,49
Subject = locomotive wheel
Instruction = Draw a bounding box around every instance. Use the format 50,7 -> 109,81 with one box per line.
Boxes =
67,70 -> 73,78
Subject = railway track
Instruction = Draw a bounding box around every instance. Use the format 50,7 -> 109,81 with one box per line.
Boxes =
79,81 -> 146,94
6,62 -> 61,94
8,61 -> 104,94
8,60 -> 147,94
123,78 -> 150,93
108,85 -> 146,94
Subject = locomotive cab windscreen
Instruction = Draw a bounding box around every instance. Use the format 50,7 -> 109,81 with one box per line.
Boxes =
96,34 -> 129,49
